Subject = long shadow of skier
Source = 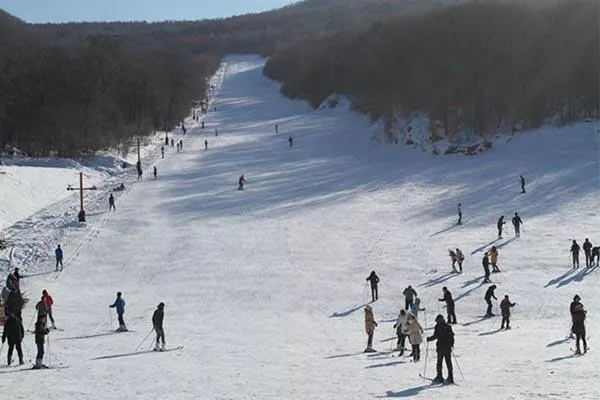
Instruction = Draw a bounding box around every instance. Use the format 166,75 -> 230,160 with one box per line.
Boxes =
324,351 -> 365,360
429,224 -> 458,237
547,354 -> 577,362
329,303 -> 368,318
545,268 -> 577,287
378,385 -> 433,397
461,315 -> 490,327
471,239 -> 500,255
366,360 -> 406,369
454,281 -> 485,302
418,272 -> 458,288
495,237 -> 517,249
478,328 -> 503,336
546,338 -> 570,347
556,266 -> 596,287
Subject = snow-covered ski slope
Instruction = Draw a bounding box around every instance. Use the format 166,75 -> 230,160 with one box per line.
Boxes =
3,55 -> 600,399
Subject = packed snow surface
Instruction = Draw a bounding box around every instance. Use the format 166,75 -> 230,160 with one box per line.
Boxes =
1,55 -> 599,399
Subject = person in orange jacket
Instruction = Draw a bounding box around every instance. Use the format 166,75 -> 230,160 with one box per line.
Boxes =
42,290 -> 56,329
489,246 -> 500,272
364,305 -> 377,352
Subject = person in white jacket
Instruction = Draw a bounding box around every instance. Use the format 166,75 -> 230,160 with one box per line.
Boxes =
405,313 -> 424,362
393,309 -> 409,355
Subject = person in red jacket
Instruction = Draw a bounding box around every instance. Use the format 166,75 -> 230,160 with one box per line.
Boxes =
42,290 -> 56,329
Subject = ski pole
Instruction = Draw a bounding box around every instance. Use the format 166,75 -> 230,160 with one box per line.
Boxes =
452,351 -> 467,384
0,341 -> 4,356
109,308 -> 113,330
47,334 -> 51,367
135,327 -> 154,351
27,312 -> 36,332
422,341 -> 429,378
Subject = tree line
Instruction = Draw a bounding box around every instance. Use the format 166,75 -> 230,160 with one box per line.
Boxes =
264,0 -> 599,140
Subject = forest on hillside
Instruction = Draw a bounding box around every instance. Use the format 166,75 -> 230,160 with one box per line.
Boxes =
264,0 -> 600,141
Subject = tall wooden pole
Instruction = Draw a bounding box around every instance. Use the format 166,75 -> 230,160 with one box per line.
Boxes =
137,138 -> 141,163
79,172 -> 85,222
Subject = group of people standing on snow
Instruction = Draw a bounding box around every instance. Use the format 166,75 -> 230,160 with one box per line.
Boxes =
570,238 -> 599,269
496,212 -> 523,239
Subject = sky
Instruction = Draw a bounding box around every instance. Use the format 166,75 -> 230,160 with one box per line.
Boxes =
0,0 -> 299,23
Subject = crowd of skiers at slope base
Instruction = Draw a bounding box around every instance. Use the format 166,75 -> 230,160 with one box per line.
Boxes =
364,270 -> 589,382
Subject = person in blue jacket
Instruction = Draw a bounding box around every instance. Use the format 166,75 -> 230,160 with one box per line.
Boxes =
55,245 -> 63,271
109,292 -> 127,332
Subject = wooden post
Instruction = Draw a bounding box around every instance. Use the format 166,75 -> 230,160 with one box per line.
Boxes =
137,138 -> 141,164
67,172 -> 97,222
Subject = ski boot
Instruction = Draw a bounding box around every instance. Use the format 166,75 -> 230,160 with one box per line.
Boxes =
160,343 -> 166,352
154,343 -> 161,352
445,376 -> 454,385
432,376 -> 444,384
18,358 -> 24,365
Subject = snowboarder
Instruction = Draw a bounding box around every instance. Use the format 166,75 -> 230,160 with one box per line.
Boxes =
497,216 -> 506,239
406,313 -> 424,362
403,285 -> 417,310
288,136 -> 293,147
238,175 -> 246,191
484,285 -> 497,317
153,166 -> 157,179
570,240 -> 581,268
520,175 -> 526,193
500,295 -> 516,330
439,287 -> 456,324
364,305 -> 377,352
410,297 -> 424,318
204,140 -> 208,150
583,239 -> 593,268
109,292 -> 127,332
393,309 -> 408,354
427,314 -> 455,384
42,290 -> 56,329
55,244 -> 63,271
108,193 -> 115,211
160,146 -> 164,159
482,252 -> 491,283
457,203 -> 462,225
152,302 -> 166,351
366,271 -> 380,302
33,315 -> 49,369
455,248 -> 464,273
136,160 -> 143,181
2,313 -> 24,366
489,246 -> 500,272
512,212 -> 523,237
591,246 -> 600,267
570,295 -> 587,354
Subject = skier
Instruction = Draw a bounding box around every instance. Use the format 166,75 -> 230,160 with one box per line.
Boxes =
570,240 -> 581,268
165,135 -> 169,146
497,216 -> 506,239
204,140 -> 208,150
238,175 -> 246,191
5,290 -> 23,320
288,136 -> 293,147
591,246 -> 600,267
438,287 -> 456,324
448,249 -> 458,272
136,160 -> 143,181
160,146 -> 164,159
33,315 -> 49,369
153,166 -> 157,179
364,305 -> 377,352
42,290 -> 56,329
5,272 -> 18,292
455,248 -> 464,273
275,124 -> 278,133
35,295 -> 47,320
500,295 -> 516,330
2,313 -> 24,366
457,203 -> 462,225
403,285 -> 417,310
571,295 -> 587,354
109,193 -> 115,212
484,285 -> 497,317
512,212 -> 523,238
520,175 -> 526,193
482,252 -> 491,283
366,271 -> 380,302
171,138 -> 174,148
489,246 -> 500,272
201,121 -> 205,129
406,313 -> 424,362
426,314 -> 455,384
179,140 -> 183,150
152,302 -> 166,351
215,128 -> 218,136
410,297 -> 424,318
393,309 -> 408,354
109,292 -> 127,332
582,239 -> 593,268
55,244 -> 63,271
13,267 -> 21,282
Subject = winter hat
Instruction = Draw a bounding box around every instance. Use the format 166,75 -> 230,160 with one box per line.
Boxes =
42,290 -> 47,295
435,314 -> 445,323
574,295 -> 581,301
117,292 -> 122,297
504,295 -> 509,299
442,286 -> 447,291
158,302 -> 165,309
400,309 -> 406,315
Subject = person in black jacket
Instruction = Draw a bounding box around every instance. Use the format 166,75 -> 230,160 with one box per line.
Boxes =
497,216 -> 505,239
403,285 -> 417,310
512,213 -> 523,238
582,239 -> 593,268
520,175 -> 526,194
500,295 -> 516,330
153,302 -> 166,351
591,246 -> 600,267
2,314 -> 24,366
482,252 -> 491,283
33,316 -> 49,369
484,285 -> 497,317
108,193 -> 115,212
366,271 -> 380,302
427,314 -> 455,384
438,287 -> 456,324
570,295 -> 587,354
570,240 -> 580,269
